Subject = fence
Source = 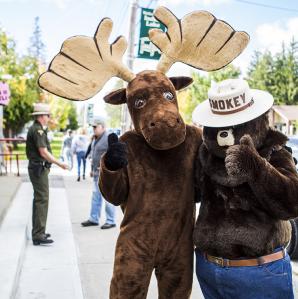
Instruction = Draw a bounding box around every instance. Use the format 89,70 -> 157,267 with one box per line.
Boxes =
0,138 -> 25,176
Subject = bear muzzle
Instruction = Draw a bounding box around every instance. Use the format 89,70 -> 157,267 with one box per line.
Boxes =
217,129 -> 235,147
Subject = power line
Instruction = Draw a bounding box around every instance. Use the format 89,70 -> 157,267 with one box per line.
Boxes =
234,0 -> 298,13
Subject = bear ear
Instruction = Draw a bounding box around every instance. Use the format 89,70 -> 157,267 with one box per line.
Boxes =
169,76 -> 193,91
104,88 -> 127,105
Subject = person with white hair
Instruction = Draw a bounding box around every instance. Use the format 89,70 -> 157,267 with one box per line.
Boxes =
81,116 -> 116,229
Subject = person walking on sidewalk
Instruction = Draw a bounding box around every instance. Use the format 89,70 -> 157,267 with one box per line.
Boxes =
60,129 -> 73,169
71,127 -> 89,181
26,103 -> 69,246
81,117 -> 116,229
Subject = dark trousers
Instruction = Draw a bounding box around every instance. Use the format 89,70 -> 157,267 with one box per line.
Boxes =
29,167 -> 50,239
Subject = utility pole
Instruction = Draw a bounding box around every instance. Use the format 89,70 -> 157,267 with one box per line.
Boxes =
121,0 -> 138,134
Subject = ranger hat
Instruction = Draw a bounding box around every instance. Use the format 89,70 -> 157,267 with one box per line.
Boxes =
31,103 -> 51,116
192,79 -> 274,128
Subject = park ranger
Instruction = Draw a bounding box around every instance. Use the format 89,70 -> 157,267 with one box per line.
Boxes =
26,103 -> 68,245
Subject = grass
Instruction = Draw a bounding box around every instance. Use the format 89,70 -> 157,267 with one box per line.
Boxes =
7,137 -> 62,160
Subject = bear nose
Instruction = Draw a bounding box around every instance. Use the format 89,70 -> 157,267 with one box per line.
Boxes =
219,131 -> 229,138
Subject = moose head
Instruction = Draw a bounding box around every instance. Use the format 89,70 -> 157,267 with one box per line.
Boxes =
38,7 -> 249,150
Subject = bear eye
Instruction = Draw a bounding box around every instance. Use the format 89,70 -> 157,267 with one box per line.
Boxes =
163,91 -> 174,101
135,98 -> 146,109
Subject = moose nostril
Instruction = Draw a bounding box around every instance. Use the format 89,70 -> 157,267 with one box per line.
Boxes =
177,118 -> 180,123
220,131 -> 228,138
150,122 -> 155,127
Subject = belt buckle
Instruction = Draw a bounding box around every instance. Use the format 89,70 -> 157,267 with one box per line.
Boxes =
213,256 -> 224,267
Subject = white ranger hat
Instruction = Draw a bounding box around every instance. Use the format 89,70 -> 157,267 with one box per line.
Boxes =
192,79 -> 274,127
31,103 -> 51,116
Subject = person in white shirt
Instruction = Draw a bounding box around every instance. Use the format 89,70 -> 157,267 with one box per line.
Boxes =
71,128 -> 89,181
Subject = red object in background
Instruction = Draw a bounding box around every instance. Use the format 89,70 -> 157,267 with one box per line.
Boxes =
0,82 -> 10,106
0,138 -> 25,142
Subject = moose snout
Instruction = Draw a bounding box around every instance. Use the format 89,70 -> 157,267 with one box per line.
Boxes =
141,112 -> 186,150
217,129 -> 235,147
149,117 -> 181,129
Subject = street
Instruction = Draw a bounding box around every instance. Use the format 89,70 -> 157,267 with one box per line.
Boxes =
0,162 -> 296,298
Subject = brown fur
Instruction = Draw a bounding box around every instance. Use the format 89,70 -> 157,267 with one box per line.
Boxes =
99,71 -> 202,299
194,113 -> 298,258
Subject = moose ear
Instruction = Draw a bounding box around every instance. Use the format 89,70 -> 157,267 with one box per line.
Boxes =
169,76 -> 193,91
104,88 -> 127,105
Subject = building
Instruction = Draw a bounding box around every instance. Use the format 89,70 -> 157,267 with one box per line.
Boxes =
269,105 -> 298,136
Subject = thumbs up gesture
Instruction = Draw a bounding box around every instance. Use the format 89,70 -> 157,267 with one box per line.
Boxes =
104,133 -> 128,171
225,135 -> 260,182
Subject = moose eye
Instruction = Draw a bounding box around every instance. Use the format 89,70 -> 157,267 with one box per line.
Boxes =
135,98 -> 146,109
163,91 -> 174,101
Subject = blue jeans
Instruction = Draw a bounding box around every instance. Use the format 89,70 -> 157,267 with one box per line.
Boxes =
89,175 -> 116,225
63,148 -> 73,169
195,249 -> 294,299
76,151 -> 86,177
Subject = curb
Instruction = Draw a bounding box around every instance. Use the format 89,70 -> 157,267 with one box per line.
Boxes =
0,176 -> 22,225
292,261 -> 298,275
0,183 -> 31,299
15,178 -> 84,299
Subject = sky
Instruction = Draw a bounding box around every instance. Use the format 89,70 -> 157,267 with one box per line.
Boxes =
0,0 -> 298,118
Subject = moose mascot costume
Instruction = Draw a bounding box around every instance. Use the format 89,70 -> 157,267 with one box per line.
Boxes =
192,79 -> 298,299
38,7 -> 249,299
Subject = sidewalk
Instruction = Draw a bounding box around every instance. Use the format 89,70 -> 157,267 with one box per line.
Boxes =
0,164 -> 298,298
0,165 -> 83,299
0,175 -> 22,224
63,174 -> 204,299
63,173 -> 298,298
15,179 -> 83,299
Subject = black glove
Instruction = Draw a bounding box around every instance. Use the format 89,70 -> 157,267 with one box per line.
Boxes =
104,133 -> 128,171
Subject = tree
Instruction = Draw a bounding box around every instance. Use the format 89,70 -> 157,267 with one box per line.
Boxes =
47,95 -> 79,131
67,102 -> 79,130
247,40 -> 298,105
178,64 -> 241,123
105,80 -> 124,128
29,16 -> 46,66
0,29 -> 39,137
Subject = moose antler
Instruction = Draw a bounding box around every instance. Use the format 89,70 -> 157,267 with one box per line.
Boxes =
149,7 -> 250,73
38,18 -> 135,101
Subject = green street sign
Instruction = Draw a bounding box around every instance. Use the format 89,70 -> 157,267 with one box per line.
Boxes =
137,7 -> 165,60
87,103 -> 94,124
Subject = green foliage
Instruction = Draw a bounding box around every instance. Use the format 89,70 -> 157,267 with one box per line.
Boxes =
0,29 -> 39,136
1,19 -> 78,135
67,102 -> 79,130
178,64 -> 241,123
15,136 -> 62,160
247,39 -> 298,105
48,96 -> 79,131
105,80 -> 124,128
105,104 -> 122,128
29,16 -> 46,65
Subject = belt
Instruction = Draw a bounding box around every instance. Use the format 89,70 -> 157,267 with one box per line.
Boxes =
204,249 -> 286,267
29,160 -> 52,168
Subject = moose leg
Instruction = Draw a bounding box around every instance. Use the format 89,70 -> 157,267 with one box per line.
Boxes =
109,240 -> 154,299
155,244 -> 193,299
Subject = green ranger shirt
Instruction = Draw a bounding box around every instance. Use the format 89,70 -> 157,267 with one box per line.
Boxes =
26,120 -> 52,162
